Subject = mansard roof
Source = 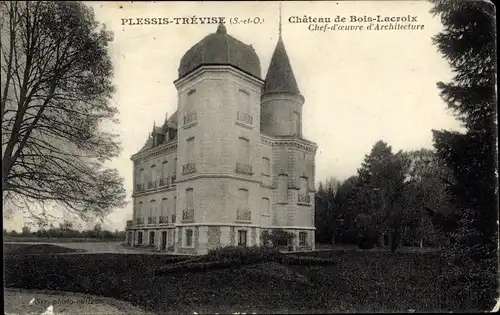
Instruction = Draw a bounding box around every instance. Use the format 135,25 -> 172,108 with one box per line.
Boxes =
138,111 -> 178,153
263,36 -> 300,95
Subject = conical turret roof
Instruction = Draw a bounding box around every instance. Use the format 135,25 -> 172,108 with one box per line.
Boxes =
263,36 -> 300,94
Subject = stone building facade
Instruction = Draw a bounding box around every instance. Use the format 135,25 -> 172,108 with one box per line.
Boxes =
125,23 -> 318,255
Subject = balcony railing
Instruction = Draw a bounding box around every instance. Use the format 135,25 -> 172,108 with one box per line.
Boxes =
298,193 -> 311,204
126,220 -> 133,227
237,111 -> 253,125
171,174 -> 177,184
182,163 -> 196,175
135,184 -> 145,193
183,111 -> 197,125
159,177 -> 169,187
182,209 -> 194,222
147,180 -> 157,189
236,208 -> 251,221
236,162 -> 253,175
159,216 -> 169,224
136,217 -> 144,225
147,216 -> 157,225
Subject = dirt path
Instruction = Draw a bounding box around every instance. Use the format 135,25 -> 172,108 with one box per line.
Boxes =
4,288 -> 154,315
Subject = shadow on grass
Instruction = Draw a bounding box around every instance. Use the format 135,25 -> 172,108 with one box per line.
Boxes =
3,247 -> 448,314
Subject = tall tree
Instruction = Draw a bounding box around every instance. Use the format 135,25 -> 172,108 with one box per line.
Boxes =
315,181 -> 336,243
1,2 -> 126,221
431,0 -> 497,311
354,140 -> 410,250
333,175 -> 360,244
400,149 -> 455,247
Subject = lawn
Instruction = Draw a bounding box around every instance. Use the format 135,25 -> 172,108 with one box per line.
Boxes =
4,244 -> 446,314
4,243 -> 88,255
4,236 -> 123,243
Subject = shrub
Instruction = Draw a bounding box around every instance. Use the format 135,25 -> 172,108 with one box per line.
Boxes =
156,258 -> 241,275
261,229 -> 296,248
156,246 -> 337,274
205,245 -> 282,265
277,255 -> 337,266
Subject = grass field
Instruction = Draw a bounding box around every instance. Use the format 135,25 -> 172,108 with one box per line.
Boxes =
4,236 -> 124,243
4,243 -> 447,314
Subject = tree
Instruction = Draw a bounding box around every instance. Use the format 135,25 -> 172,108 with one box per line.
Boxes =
400,149 -> 455,247
431,0 -> 497,311
1,2 -> 126,222
21,225 -> 30,235
333,176 -> 360,244
353,141 -> 410,251
59,220 -> 73,231
314,180 -> 336,243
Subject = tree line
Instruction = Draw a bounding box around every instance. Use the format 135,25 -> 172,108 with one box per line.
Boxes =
315,144 -> 455,251
3,222 -> 126,241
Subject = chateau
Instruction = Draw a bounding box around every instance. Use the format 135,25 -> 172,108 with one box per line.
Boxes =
125,23 -> 318,254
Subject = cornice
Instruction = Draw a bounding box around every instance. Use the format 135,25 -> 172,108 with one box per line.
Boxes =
131,140 -> 177,164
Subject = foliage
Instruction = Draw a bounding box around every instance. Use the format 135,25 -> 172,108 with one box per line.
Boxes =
156,245 -> 337,274
261,229 -> 296,247
430,0 -> 498,311
351,140 -> 410,251
4,226 -> 126,240
0,1 -> 126,222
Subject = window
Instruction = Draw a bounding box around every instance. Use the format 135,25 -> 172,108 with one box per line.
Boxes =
139,168 -> 145,185
262,157 -> 270,175
150,200 -> 156,221
186,137 -> 195,162
186,189 -> 194,210
137,231 -> 143,245
149,231 -> 155,245
161,198 -> 168,219
261,198 -> 270,214
299,232 -> 307,246
291,111 -> 300,135
185,229 -> 193,247
238,137 -> 250,164
162,161 -> 168,178
278,174 -> 288,203
237,188 -> 248,209
238,89 -> 250,112
300,177 -> 308,194
238,230 -> 247,246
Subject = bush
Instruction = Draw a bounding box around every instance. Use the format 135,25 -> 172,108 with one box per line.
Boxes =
277,255 -> 337,266
261,229 -> 296,247
205,245 -> 280,262
156,258 -> 242,275
156,246 -> 337,274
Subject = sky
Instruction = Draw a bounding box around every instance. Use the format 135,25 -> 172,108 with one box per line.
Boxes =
4,1 -> 463,231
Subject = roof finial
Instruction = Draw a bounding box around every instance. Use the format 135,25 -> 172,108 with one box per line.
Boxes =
279,2 -> 282,37
216,22 -> 227,34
